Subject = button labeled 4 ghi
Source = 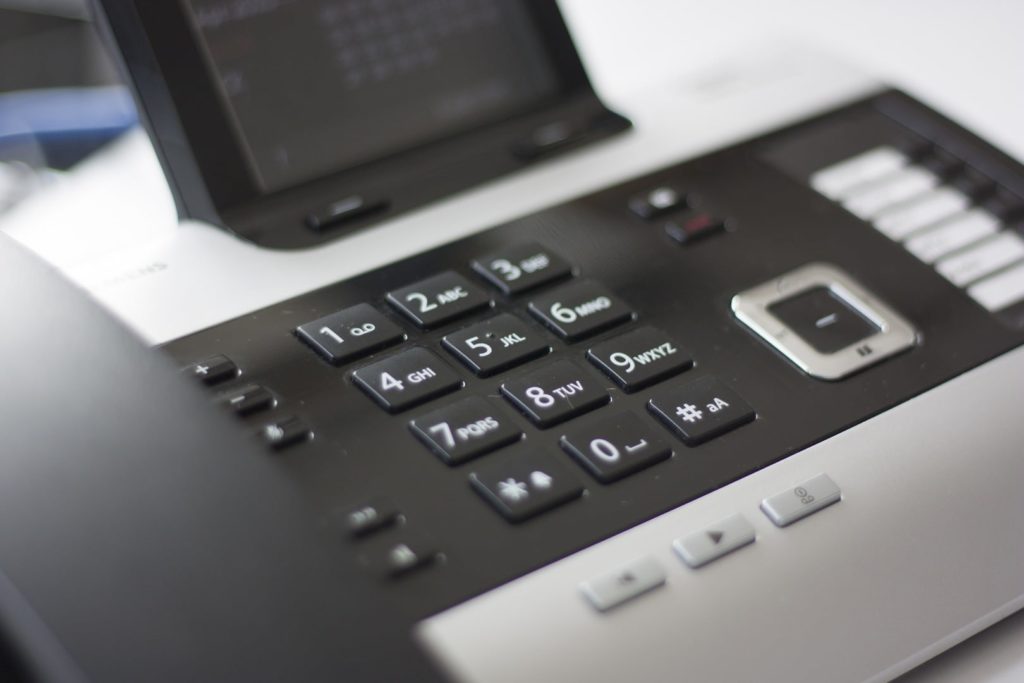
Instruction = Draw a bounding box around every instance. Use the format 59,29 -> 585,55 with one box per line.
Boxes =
648,376 -> 755,445
352,348 -> 462,412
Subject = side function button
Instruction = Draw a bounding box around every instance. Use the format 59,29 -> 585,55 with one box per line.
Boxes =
185,355 -> 239,386
344,497 -> 401,538
501,360 -> 609,428
560,411 -> 671,483
296,303 -> 405,365
579,557 -> 666,613
386,271 -> 491,329
471,242 -> 573,295
442,313 -> 550,376
672,514 -> 756,569
352,348 -> 462,413
528,279 -> 634,342
470,451 -> 583,523
410,397 -> 522,466
648,376 -> 755,445
587,326 -> 692,392
380,535 -> 439,578
761,474 -> 841,527
221,384 -> 275,416
260,416 -> 312,450
664,213 -> 726,245
629,186 -> 686,219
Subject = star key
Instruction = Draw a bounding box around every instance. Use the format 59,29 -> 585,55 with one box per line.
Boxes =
470,450 -> 583,523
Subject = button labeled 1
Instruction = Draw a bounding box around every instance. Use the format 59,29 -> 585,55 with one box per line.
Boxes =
352,348 -> 462,412
560,411 -> 671,483
296,303 -> 405,365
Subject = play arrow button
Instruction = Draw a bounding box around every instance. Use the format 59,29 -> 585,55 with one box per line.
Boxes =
707,530 -> 724,545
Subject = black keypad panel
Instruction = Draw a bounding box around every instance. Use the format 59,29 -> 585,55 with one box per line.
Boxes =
344,497 -> 401,538
409,397 -> 523,465
648,376 -> 756,445
664,213 -> 726,245
260,416 -> 312,450
470,450 -> 584,523
769,286 -> 879,354
222,384 -> 275,416
528,279 -> 634,342
185,354 -> 239,386
587,326 -> 692,391
560,411 -> 671,483
629,186 -> 686,219
296,303 -> 405,365
352,348 -> 462,413
471,242 -> 573,295
500,360 -> 610,428
442,313 -> 550,376
386,271 -> 491,329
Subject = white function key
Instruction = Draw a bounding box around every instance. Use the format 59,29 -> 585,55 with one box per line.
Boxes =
761,473 -> 842,527
672,514 -> 756,569
968,261 -> 1024,312
937,232 -> 1024,287
873,187 -> 971,241
810,147 -> 907,200
579,557 -> 666,612
904,209 -> 1000,264
841,166 -> 938,220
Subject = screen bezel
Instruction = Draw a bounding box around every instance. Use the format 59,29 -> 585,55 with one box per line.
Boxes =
95,0 -> 630,248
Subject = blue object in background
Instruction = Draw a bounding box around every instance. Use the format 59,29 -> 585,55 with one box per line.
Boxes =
0,86 -> 138,169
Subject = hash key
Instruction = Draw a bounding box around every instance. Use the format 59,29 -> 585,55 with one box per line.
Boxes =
648,376 -> 755,445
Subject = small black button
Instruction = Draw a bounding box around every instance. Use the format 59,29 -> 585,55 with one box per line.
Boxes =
982,187 -> 1024,222
587,326 -> 692,392
471,242 -> 573,295
306,195 -> 389,232
768,286 -> 879,354
500,360 -> 609,428
221,384 -> 275,416
470,450 -> 584,523
379,535 -> 439,577
352,347 -> 462,412
343,497 -> 400,538
528,279 -> 634,342
260,416 -> 312,450
664,213 -> 726,245
920,148 -> 965,181
648,376 -> 755,445
185,355 -> 239,386
560,411 -> 671,483
410,396 -> 522,465
512,120 -> 580,160
442,313 -> 549,376
296,303 -> 405,365
951,166 -> 997,201
629,186 -> 686,219
386,271 -> 492,329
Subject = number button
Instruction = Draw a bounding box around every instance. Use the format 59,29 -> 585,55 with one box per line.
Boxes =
528,280 -> 634,341
296,303 -> 405,365
409,396 -> 523,465
560,412 -> 671,483
648,376 -> 755,445
442,313 -> 550,376
386,271 -> 491,328
352,348 -> 462,413
471,242 -> 573,295
587,326 -> 693,391
500,360 -> 610,428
